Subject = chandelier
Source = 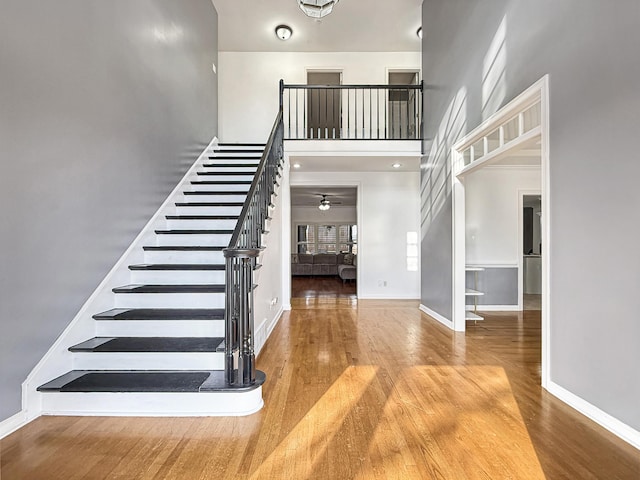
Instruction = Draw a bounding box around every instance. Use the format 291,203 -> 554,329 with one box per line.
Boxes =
298,0 -> 340,19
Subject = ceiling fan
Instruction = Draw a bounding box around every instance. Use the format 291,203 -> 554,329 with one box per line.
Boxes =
317,194 -> 342,211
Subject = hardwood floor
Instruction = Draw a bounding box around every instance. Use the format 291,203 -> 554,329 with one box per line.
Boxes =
291,275 -> 356,299
2,302 -> 639,479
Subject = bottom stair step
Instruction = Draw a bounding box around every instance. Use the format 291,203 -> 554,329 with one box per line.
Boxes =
38,370 -> 266,393
69,337 -> 225,353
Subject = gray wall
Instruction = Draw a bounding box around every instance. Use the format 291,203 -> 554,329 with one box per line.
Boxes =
421,0 -> 640,430
465,268 -> 518,307
0,0 -> 218,421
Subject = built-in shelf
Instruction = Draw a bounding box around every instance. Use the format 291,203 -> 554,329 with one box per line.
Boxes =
465,288 -> 484,296
465,311 -> 483,321
465,266 -> 485,322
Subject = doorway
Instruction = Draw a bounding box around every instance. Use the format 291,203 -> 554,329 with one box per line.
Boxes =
307,71 -> 342,139
290,186 -> 358,300
522,194 -> 542,310
388,71 -> 419,139
451,76 -> 550,386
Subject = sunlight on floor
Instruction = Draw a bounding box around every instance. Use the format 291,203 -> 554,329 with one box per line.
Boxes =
249,366 -> 379,480
356,365 -> 546,479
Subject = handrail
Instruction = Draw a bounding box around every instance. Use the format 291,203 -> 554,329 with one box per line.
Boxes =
280,80 -> 423,140
223,109 -> 284,387
283,83 -> 423,89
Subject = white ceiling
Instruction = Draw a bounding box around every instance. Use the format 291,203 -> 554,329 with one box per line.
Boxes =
212,0 -> 423,52
291,187 -> 357,207
289,155 -> 421,172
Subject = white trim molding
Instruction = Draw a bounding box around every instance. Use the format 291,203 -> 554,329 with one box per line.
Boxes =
419,304 -> 453,329
450,76 -> 551,390
547,381 -> 640,451
0,410 -> 28,439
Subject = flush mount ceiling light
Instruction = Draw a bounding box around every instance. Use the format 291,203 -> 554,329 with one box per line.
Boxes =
392,162 -> 403,169
292,163 -> 301,169
318,195 -> 331,211
417,27 -> 423,39
298,0 -> 340,19
275,25 -> 293,40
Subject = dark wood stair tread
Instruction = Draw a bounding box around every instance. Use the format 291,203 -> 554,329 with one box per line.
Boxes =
165,215 -> 239,220
217,142 -> 265,147
129,264 -> 225,271
69,337 -> 224,353
202,163 -> 258,168
142,246 -> 226,251
154,229 -> 233,234
183,191 -> 247,196
197,172 -> 254,176
38,370 -> 265,393
190,180 -> 252,185
175,202 -> 244,207
93,308 -> 225,321
112,284 -> 225,294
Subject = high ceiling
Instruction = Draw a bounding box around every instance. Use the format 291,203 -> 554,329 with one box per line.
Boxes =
212,0 -> 423,52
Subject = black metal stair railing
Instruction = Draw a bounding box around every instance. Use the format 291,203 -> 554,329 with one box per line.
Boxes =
224,109 -> 284,387
280,79 -> 423,140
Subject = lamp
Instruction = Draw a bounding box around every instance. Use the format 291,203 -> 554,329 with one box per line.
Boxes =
298,0 -> 340,19
275,25 -> 293,40
318,195 -> 331,211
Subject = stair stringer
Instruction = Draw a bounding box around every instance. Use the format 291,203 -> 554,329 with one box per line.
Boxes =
22,136 -> 221,423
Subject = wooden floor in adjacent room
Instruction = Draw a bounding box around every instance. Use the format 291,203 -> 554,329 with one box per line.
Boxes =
2,300 -> 639,479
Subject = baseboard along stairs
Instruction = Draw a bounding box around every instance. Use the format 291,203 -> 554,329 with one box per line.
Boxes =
37,143 -> 273,416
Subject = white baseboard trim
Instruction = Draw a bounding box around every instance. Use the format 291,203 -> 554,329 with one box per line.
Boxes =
419,304 -> 454,329
469,305 -> 520,312
283,303 -> 292,311
0,410 -> 28,439
547,381 -> 640,451
267,307 -> 284,338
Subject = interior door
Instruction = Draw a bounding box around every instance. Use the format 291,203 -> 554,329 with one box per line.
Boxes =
307,71 -> 341,139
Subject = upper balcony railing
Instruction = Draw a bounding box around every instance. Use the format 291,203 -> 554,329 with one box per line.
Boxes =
280,79 -> 423,141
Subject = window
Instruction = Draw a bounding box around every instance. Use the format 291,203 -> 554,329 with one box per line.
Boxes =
296,224 -> 357,254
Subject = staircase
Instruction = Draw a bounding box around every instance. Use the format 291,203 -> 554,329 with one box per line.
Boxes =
36,143 -> 271,416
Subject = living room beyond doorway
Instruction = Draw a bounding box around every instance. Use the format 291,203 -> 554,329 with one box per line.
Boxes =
290,187 -> 358,299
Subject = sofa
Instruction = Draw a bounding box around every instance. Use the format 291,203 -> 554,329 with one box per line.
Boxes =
291,253 -> 356,281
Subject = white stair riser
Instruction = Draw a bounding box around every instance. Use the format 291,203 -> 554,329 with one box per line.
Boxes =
201,167 -> 257,173
156,234 -> 232,246
40,389 -> 264,416
188,184 -> 250,192
130,270 -> 226,284
179,194 -> 247,202
96,320 -> 225,337
114,292 -> 225,308
176,205 -> 243,216
72,352 -> 224,370
190,174 -> 254,182
165,219 -> 238,229
144,250 -> 225,263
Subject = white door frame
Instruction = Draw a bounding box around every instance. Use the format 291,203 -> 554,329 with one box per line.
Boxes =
451,75 -> 551,388
283,167 -> 363,304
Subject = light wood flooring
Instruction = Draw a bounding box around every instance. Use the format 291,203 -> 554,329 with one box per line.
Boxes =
1,301 -> 638,479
